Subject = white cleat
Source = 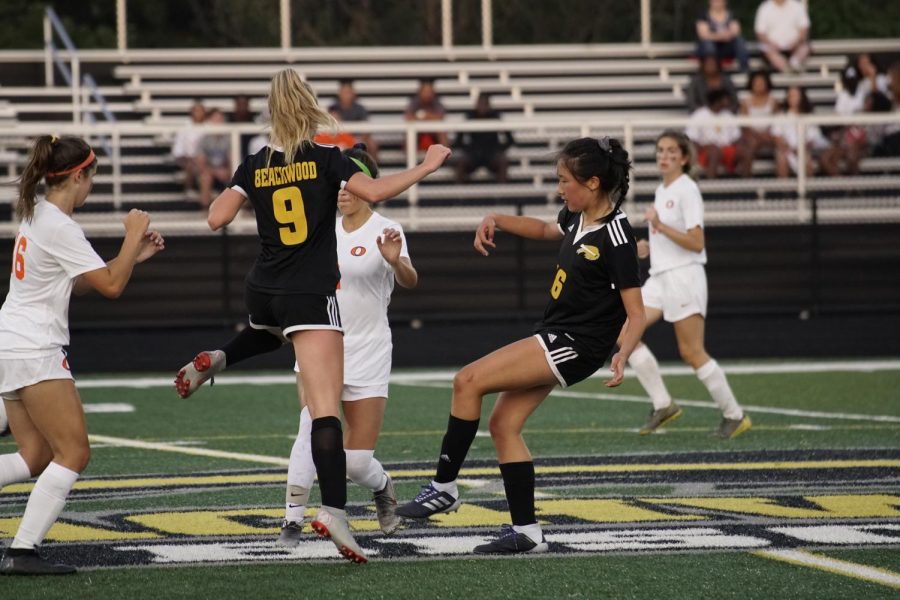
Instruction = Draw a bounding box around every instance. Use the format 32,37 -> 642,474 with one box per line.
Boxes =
373,474 -> 402,535
310,507 -> 368,564
174,350 -> 226,398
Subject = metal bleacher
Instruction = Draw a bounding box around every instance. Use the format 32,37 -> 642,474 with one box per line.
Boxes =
1,37 -> 900,235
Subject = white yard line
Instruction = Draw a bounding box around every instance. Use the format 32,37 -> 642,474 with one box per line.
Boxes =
753,549 -> 900,589
75,359 -> 900,390
88,435 -> 289,466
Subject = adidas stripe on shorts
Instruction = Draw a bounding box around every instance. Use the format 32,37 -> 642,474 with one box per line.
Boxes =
534,329 -> 614,388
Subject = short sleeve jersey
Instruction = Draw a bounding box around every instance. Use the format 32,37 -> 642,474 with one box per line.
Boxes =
335,212 -> 409,385
754,0 -> 810,50
649,174 -> 707,275
0,201 -> 106,358
539,207 -> 641,343
230,144 -> 362,295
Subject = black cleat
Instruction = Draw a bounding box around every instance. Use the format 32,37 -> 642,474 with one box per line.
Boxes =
473,525 -> 548,555
0,547 -> 77,575
396,483 -> 461,519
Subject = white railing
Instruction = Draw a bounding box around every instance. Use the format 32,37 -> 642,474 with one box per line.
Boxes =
1,111 -> 898,233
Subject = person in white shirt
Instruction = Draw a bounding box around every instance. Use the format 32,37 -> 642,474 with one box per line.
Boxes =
686,89 -> 741,179
172,145 -> 418,544
772,85 -> 830,177
172,99 -> 207,196
0,135 -> 164,575
621,130 -> 751,440
754,0 -> 811,73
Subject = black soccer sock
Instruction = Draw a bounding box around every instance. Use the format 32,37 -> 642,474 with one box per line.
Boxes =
499,461 -> 536,526
220,327 -> 284,367
310,416 -> 346,509
434,415 -> 480,484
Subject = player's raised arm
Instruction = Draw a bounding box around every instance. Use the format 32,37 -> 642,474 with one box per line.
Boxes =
474,213 -> 563,256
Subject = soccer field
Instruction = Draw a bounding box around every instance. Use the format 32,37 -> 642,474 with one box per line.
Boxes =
1,360 -> 898,599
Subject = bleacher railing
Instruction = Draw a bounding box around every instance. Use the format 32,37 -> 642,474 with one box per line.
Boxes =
1,111 -> 899,235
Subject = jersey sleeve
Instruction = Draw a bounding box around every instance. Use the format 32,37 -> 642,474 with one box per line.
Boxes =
604,220 -> 642,290
229,158 -> 250,198
556,206 -> 576,235
396,223 -> 410,260
324,146 -> 363,189
52,222 -> 107,278
681,182 -> 705,231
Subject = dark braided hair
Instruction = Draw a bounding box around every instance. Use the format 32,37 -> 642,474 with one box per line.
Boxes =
17,135 -> 96,222
557,137 -> 631,223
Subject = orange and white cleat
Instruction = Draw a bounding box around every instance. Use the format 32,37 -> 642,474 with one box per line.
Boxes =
310,507 -> 368,564
174,350 -> 226,399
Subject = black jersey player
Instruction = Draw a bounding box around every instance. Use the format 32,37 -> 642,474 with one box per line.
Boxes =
396,137 -> 646,555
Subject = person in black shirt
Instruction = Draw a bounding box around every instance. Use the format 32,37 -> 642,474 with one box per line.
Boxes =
176,68 -> 450,564
396,137 -> 646,555
454,93 -> 514,183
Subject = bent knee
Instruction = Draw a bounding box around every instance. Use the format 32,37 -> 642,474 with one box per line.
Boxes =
452,367 -> 478,396
56,446 -> 91,474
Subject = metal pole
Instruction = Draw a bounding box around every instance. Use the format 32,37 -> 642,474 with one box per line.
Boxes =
641,0 -> 651,49
72,58 -> 81,124
406,125 -> 419,230
481,0 -> 493,49
116,0 -> 127,53
623,123 -> 636,215
43,15 -> 53,86
230,130 -> 242,171
112,129 -> 122,210
441,0 -> 453,51
280,0 -> 292,51
796,121 -> 807,221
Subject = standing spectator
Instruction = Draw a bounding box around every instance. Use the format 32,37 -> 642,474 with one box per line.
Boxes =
735,70 -> 779,177
172,99 -> 206,194
329,80 -> 378,158
772,86 -> 829,177
405,78 -> 449,152
754,0 -> 811,73
454,93 -> 514,183
686,89 -> 741,179
685,56 -> 738,114
695,0 -> 749,72
196,108 -> 231,208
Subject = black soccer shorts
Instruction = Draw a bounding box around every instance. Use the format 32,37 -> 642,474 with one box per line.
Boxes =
245,288 -> 342,338
534,328 -> 614,388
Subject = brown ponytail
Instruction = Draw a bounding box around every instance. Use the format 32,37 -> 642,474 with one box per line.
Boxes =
16,135 -> 96,222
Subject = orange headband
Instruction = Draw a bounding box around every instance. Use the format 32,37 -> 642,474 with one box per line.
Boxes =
47,149 -> 96,179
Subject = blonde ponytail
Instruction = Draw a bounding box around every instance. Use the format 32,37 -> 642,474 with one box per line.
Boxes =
268,69 -> 337,164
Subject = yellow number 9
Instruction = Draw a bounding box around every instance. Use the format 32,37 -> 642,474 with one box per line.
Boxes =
550,268 -> 566,299
272,186 -> 308,246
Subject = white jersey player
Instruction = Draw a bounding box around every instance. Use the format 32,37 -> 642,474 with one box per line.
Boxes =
620,129 -> 750,439
0,135 -> 164,576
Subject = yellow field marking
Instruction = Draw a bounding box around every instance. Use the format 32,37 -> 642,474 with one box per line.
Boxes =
536,499 -> 701,523
647,494 -> 900,519
753,549 -> 900,589
0,473 -> 286,495
0,517 -> 161,542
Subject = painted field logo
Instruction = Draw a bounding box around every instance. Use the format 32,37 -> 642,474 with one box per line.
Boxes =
576,244 -> 600,261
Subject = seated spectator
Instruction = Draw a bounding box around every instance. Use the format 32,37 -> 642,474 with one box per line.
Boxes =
695,0 -> 749,72
873,62 -> 900,157
686,89 -> 741,179
836,54 -> 890,116
754,0 -> 811,73
735,69 -> 779,177
172,98 -> 206,194
329,79 -> 378,158
230,94 -> 255,157
686,56 -> 738,113
314,109 -> 359,150
454,93 -> 514,183
867,91 -> 896,157
196,108 -> 231,208
405,78 -> 449,152
772,86 -> 829,177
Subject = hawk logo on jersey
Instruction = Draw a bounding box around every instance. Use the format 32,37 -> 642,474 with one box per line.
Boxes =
576,244 -> 600,261
350,246 -> 367,257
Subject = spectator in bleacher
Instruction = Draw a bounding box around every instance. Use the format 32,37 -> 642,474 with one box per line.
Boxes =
230,94 -> 255,158
873,62 -> 900,157
754,0 -> 811,74
734,69 -> 779,178
314,109 -> 359,151
172,98 -> 207,194
196,108 -> 231,208
329,79 -> 378,158
836,54 -> 890,116
695,0 -> 749,73
867,91 -> 896,157
686,89 -> 741,179
685,56 -> 738,113
405,78 -> 449,152
772,86 -> 829,177
454,93 -> 514,184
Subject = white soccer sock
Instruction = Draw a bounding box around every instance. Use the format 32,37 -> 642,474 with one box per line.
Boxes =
628,345 -> 673,410
513,523 -> 543,543
696,359 -> 743,420
345,449 -> 388,492
285,406 -> 315,522
11,462 -> 79,550
431,479 -> 458,497
0,452 -> 31,489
